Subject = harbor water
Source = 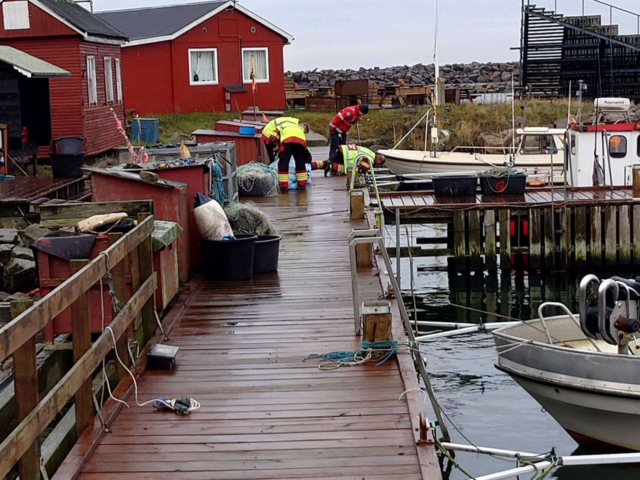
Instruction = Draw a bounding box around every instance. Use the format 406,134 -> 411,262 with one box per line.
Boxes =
391,226 -> 640,479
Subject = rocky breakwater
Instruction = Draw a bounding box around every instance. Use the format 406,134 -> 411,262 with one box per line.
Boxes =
287,62 -> 520,94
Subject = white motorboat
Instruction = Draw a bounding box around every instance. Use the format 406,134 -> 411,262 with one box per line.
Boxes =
493,275 -> 640,451
381,98 -> 640,188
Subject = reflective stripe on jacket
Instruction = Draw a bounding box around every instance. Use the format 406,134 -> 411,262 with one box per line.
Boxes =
330,106 -> 361,133
340,144 -> 374,170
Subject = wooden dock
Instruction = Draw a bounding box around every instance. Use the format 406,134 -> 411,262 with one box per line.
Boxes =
54,176 -> 440,479
379,186 -> 640,271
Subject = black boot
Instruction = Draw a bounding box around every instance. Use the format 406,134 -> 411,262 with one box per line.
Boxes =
324,161 -> 331,177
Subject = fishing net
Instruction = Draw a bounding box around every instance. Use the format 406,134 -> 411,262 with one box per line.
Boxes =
477,166 -> 525,178
237,162 -> 279,197
224,202 -> 277,236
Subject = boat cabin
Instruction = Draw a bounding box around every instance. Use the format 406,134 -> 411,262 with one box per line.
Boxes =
567,98 -> 640,187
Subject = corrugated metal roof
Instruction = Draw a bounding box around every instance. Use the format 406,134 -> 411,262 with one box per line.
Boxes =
39,0 -> 128,40
96,1 -> 226,41
0,46 -> 70,78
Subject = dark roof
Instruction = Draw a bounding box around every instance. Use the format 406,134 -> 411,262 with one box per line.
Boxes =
39,0 -> 128,40
96,1 -> 227,42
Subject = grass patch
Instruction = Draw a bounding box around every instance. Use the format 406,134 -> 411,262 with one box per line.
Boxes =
157,100 -> 594,148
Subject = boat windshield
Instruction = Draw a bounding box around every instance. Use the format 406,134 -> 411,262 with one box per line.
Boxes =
520,135 -> 559,155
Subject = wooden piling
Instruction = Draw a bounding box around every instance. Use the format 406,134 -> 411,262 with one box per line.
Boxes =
605,206 -> 617,266
499,209 -> 511,270
350,190 -> 365,220
543,207 -> 554,268
468,210 -> 482,271
619,205 -> 631,265
453,211 -> 466,270
591,206 -> 602,267
559,208 -> 569,269
529,208 -> 542,270
574,207 -> 587,268
634,205 -> 640,266
484,210 -> 497,272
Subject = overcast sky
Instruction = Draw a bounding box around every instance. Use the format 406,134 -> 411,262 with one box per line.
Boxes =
94,0 -> 640,71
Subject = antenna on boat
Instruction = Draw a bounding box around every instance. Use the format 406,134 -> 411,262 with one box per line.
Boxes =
431,0 -> 440,155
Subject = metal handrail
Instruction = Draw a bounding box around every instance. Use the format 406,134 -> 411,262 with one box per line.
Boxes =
348,228 -> 451,442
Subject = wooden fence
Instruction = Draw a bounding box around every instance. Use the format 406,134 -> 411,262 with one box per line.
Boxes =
0,213 -> 157,479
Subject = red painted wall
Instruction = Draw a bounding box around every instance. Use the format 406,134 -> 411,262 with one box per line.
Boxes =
121,8 -> 288,115
0,0 -> 77,38
0,2 -> 125,156
80,41 -> 126,156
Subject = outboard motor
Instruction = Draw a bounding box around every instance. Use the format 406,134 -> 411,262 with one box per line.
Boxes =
579,275 -> 640,353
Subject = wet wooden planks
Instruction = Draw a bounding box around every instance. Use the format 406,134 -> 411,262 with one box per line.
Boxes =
70,176 -> 434,480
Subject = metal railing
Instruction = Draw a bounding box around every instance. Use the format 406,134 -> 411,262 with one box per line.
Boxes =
347,228 -> 451,442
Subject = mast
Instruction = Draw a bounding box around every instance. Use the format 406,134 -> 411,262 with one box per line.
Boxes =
431,0 -> 440,153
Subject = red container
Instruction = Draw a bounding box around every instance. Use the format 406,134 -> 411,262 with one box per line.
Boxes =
91,171 -> 191,282
193,129 -> 267,165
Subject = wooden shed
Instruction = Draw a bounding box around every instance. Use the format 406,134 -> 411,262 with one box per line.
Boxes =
0,0 -> 128,157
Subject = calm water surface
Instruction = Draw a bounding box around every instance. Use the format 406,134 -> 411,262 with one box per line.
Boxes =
392,226 -> 640,480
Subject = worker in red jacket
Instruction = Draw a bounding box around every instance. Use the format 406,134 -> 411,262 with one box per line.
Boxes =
329,104 -> 369,158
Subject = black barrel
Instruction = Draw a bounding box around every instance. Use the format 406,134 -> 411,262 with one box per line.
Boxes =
51,153 -> 85,178
254,235 -> 281,274
202,234 -> 257,281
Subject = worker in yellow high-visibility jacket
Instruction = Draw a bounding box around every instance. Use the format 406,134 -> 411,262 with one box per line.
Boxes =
278,123 -> 310,191
311,144 -> 380,176
262,117 -> 300,163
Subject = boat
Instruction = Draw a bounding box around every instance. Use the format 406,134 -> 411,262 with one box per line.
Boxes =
380,127 -> 565,179
493,274 -> 640,451
380,98 -> 640,188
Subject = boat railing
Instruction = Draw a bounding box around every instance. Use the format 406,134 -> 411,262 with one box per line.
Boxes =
538,301 -> 603,352
450,145 -> 518,154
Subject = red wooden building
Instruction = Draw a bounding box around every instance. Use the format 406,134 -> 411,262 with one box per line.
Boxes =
97,1 -> 293,116
0,0 -> 128,157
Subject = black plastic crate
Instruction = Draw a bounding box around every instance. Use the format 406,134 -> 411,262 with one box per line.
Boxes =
432,175 -> 477,197
480,175 -> 527,195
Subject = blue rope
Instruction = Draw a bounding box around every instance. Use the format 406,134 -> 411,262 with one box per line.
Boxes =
210,161 -> 227,205
305,340 -> 398,367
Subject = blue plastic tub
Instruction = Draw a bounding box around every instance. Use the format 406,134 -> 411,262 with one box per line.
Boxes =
132,118 -> 160,144
239,126 -> 256,136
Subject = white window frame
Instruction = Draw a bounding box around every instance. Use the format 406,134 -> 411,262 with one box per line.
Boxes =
188,48 -> 219,86
104,57 -> 114,104
115,58 -> 123,103
242,47 -> 270,84
3,1 -> 30,30
86,56 -> 97,106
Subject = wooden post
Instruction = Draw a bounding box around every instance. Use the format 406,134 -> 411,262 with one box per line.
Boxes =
362,302 -> 392,343
619,205 -> 631,266
484,210 -> 497,272
468,210 -> 482,271
356,243 -> 374,268
453,211 -> 466,270
633,166 -> 640,197
575,207 -> 587,268
634,205 -> 640,265
604,206 -> 618,266
591,206 -> 602,267
12,299 -> 40,480
529,208 -> 542,270
350,190 -> 365,220
70,260 -> 93,437
559,208 -> 570,270
543,207 -> 554,269
138,213 -> 156,343
108,233 -> 130,380
499,209 -> 511,270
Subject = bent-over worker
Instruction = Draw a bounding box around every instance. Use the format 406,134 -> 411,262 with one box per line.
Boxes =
329,104 -> 369,158
312,144 -> 380,176
278,123 -> 311,191
262,117 -> 300,163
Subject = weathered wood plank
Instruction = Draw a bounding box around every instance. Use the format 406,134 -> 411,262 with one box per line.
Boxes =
70,260 -> 93,438
468,210 -> 482,271
619,205 -> 631,265
109,233 -> 130,381
591,206 -> 602,267
138,213 -> 156,344
605,206 -> 618,266
634,205 -> 640,265
574,207 -> 587,268
0,274 -> 157,480
529,208 -> 542,270
453,211 -> 466,270
39,201 -> 153,228
0,216 -> 155,363
12,300 -> 40,480
499,209 -> 511,270
484,210 -> 497,272
543,207 -> 554,269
